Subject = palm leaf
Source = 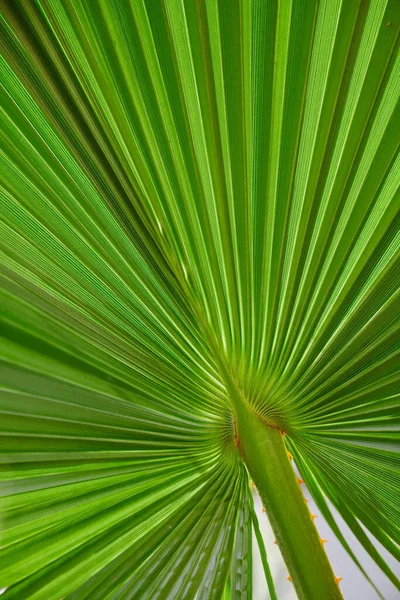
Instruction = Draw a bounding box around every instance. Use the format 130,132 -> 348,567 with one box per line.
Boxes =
0,0 -> 399,598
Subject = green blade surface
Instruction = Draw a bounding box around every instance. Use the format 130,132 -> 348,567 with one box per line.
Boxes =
1,0 -> 399,598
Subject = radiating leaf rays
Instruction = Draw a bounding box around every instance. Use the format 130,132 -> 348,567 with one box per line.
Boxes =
0,0 -> 399,597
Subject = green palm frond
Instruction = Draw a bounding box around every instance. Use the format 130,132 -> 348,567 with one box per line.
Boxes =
0,0 -> 399,598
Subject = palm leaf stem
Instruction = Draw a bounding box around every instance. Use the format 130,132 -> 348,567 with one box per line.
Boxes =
192,301 -> 342,599
232,389 -> 341,600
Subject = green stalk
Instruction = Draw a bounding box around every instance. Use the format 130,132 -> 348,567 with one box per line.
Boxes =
224,370 -> 342,600
198,318 -> 342,599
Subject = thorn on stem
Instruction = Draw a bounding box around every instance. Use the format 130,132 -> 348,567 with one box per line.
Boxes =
287,451 -> 294,460
297,477 -> 305,485
335,577 -> 343,586
286,576 -> 292,582
310,513 -> 317,521
320,538 -> 328,545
